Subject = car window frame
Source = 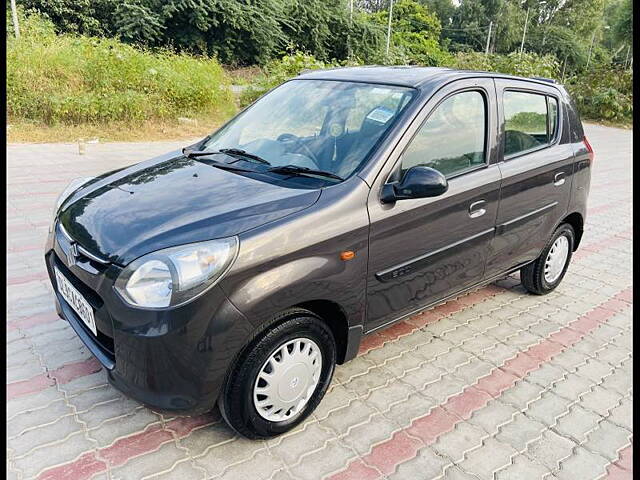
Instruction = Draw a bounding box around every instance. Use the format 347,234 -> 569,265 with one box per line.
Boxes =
502,87 -> 563,161
385,86 -> 491,184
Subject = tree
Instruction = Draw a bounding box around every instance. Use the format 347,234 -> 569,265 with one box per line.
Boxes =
372,0 -> 449,65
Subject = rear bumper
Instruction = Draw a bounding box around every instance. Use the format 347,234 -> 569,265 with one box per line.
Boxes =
45,229 -> 254,415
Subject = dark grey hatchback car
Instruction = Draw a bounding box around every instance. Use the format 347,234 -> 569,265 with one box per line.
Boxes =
45,66 -> 593,438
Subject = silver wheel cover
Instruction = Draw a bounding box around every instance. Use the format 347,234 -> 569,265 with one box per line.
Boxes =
253,338 -> 322,422
544,235 -> 570,283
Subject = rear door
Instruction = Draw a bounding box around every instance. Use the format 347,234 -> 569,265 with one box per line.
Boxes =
485,79 -> 574,278
365,78 -> 501,333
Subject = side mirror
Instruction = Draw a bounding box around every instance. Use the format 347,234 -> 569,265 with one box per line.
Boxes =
381,166 -> 448,203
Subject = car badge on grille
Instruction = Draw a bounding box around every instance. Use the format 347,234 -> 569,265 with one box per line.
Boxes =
67,242 -> 79,266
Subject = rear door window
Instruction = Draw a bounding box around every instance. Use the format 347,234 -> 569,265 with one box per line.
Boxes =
503,91 -> 559,157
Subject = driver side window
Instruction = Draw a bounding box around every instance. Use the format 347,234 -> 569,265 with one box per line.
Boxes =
401,90 -> 487,178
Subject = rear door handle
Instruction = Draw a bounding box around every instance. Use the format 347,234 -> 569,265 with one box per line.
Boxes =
554,172 -> 566,186
469,200 -> 486,218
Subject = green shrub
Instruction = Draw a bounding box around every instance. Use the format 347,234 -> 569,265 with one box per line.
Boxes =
446,51 -> 560,78
566,67 -> 632,122
7,12 -> 236,125
238,51 -> 348,106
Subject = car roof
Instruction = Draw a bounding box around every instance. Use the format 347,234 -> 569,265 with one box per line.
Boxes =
296,65 -> 561,91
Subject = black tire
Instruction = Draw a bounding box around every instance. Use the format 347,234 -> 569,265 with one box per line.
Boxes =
521,223 -> 575,295
218,308 -> 336,439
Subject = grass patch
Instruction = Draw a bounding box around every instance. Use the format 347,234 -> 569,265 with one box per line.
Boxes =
7,12 -> 237,128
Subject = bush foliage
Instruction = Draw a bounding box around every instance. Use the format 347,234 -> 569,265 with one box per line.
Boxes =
566,67 -> 633,123
7,13 -> 236,125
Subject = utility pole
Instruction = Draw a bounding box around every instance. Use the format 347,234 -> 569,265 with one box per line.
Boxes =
485,21 -> 493,55
520,7 -> 530,54
561,55 -> 568,82
347,0 -> 353,61
624,45 -> 631,69
586,30 -> 597,67
491,22 -> 497,53
386,0 -> 394,58
10,0 -> 20,39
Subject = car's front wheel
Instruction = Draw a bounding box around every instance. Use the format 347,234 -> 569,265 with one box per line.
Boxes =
521,223 -> 575,295
218,309 -> 336,439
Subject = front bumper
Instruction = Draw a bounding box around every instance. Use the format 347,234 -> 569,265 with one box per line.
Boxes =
45,225 -> 253,415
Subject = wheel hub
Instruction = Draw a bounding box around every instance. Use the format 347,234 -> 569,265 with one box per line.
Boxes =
253,338 -> 322,422
544,235 -> 569,283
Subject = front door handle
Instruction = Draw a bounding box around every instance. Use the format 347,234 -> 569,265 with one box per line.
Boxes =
469,200 -> 486,218
554,172 -> 566,186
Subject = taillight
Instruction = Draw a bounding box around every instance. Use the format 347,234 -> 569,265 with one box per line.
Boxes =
583,135 -> 594,162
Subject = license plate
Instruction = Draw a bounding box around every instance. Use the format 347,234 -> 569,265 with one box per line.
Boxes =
55,267 -> 97,336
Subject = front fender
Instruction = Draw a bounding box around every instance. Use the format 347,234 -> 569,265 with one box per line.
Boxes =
222,253 -> 367,331
218,177 -> 372,362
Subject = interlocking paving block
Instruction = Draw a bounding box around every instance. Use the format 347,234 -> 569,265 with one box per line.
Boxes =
317,398 -> 378,437
457,437 -> 517,479
583,420 -> 633,461
526,391 -> 573,426
525,362 -> 568,388
526,429 -> 577,472
499,379 -> 545,411
362,377 -> 416,414
554,446 -> 610,480
336,412 -> 400,456
495,412 -> 546,451
207,448 -> 287,480
607,397 -> 632,431
388,445 -> 451,480
553,404 -> 603,444
139,459 -> 206,480
495,453 -> 554,480
12,430 -> 96,479
287,439 -> 355,480
313,384 -> 359,421
431,420 -> 487,462
579,385 -> 624,417
7,397 -> 74,439
109,440 -> 190,480
89,409 -> 162,448
551,373 -> 596,401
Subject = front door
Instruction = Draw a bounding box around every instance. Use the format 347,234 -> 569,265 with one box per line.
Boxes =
365,79 -> 500,333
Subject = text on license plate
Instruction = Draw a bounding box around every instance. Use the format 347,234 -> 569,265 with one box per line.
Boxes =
54,267 -> 97,336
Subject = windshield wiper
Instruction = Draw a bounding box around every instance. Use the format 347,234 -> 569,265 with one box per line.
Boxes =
191,157 -> 254,173
183,148 -> 271,165
219,148 -> 271,165
268,165 -> 344,181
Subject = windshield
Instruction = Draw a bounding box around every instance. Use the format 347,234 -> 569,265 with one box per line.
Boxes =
201,80 -> 415,180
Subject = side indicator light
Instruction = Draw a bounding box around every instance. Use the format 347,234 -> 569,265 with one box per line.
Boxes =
340,251 -> 355,261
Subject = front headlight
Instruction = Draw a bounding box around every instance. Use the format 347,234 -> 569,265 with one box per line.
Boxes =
50,177 -> 95,231
114,237 -> 239,309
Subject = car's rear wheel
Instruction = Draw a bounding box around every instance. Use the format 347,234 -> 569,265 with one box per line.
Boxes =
218,309 -> 336,439
521,223 -> 575,295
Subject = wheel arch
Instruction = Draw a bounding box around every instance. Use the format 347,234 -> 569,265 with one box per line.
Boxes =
294,299 -> 356,364
561,212 -> 584,250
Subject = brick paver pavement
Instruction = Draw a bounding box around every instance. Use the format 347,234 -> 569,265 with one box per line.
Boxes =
6,123 -> 632,480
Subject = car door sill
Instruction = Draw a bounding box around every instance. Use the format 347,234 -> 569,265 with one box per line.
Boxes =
363,262 -> 529,336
